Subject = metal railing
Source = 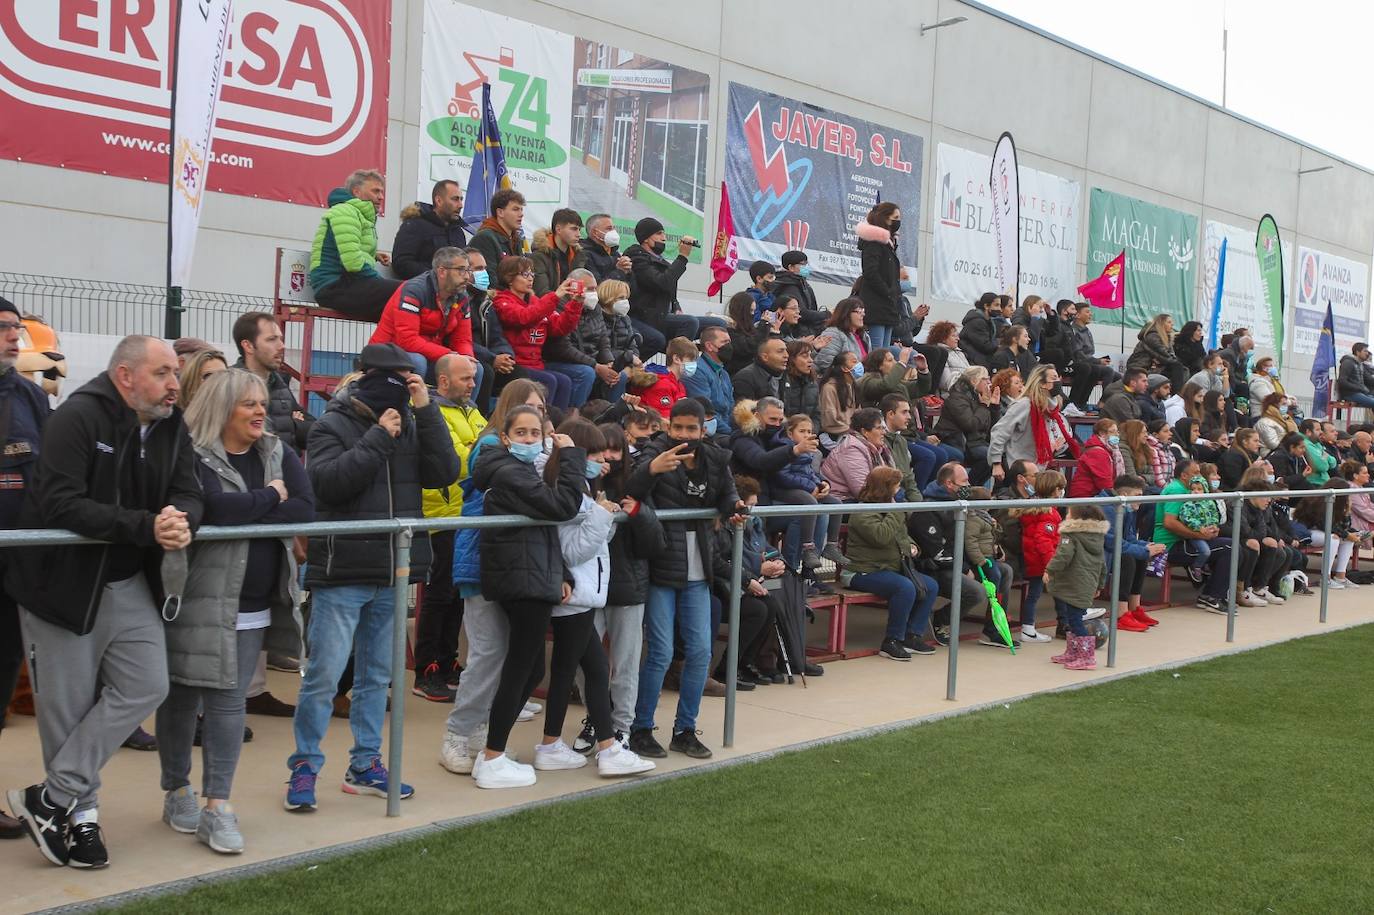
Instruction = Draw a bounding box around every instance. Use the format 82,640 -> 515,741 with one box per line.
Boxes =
0,487 -> 1358,816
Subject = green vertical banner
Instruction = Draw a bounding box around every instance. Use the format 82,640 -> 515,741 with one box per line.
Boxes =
1255,214 -> 1285,368
1086,188 -> 1199,328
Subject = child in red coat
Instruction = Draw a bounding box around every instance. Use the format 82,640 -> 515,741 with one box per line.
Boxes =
627,336 -> 697,419
1011,468 -> 1067,642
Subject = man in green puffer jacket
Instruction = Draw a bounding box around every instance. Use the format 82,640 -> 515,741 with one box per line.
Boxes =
309,169 -> 400,321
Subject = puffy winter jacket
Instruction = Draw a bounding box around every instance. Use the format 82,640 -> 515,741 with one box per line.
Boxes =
1337,354 -> 1371,398
552,493 -> 615,616
476,444 -> 587,604
469,290 -> 515,364
1099,381 -> 1141,424
934,378 -> 998,451
960,307 -> 998,369
605,481 -> 666,607
562,306 -> 640,371
732,361 -> 784,403
310,187 -> 380,292
844,509 -> 915,576
1046,517 -> 1108,608
990,345 -> 1034,380
1067,435 -> 1123,499
1019,507 -> 1061,578
820,431 -> 893,501
629,365 -> 687,419
855,222 -> 903,327
580,235 -> 635,289
771,430 -> 824,495
421,394 -> 485,519
231,358 -> 313,453
858,360 -> 930,408
1126,327 -> 1178,375
964,509 -> 1001,568
452,436 -> 500,588
492,288 -> 583,370
303,387 -> 460,588
624,243 -> 687,327
530,228 -> 588,296
813,328 -> 870,376
391,202 -> 469,280
728,411 -> 796,501
780,371 -> 820,426
769,270 -> 826,326
682,355 -> 735,433
369,271 -> 473,364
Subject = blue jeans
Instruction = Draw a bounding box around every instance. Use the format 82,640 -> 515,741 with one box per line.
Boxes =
289,584 -> 395,774
868,324 -> 894,349
1023,576 -> 1044,627
1344,392 -> 1374,409
544,361 -> 597,406
849,568 -> 937,640
1059,600 -> 1088,636
632,314 -> 702,358
522,366 -> 572,407
605,369 -> 629,402
635,581 -> 710,734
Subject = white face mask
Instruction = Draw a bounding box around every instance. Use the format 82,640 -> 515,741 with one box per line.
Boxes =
582,291 -> 599,309
602,229 -> 620,248
612,298 -> 631,316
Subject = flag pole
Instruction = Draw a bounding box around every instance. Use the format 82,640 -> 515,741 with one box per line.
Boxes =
164,0 -> 184,340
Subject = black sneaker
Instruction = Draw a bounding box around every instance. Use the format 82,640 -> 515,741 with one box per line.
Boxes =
799,661 -> 824,677
879,637 -> 911,661
7,785 -> 70,866
931,625 -> 951,647
444,660 -> 464,689
716,671 -> 757,691
67,821 -> 108,869
572,719 -> 596,755
628,728 -> 667,759
669,729 -> 713,759
902,634 -> 936,655
740,666 -> 772,686
412,664 -> 457,703
978,631 -> 1021,649
1197,594 -> 1226,614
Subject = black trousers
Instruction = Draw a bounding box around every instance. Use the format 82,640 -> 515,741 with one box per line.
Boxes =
414,530 -> 463,673
1069,359 -> 1115,408
1239,545 -> 1286,591
314,272 -> 400,322
1113,553 -> 1148,602
0,590 -> 22,732
486,600 -> 553,751
711,593 -> 775,677
544,612 -> 613,743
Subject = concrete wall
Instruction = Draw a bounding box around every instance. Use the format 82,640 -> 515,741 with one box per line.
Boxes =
1,0 -> 1370,399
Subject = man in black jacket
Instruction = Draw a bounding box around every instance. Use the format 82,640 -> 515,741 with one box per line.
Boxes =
0,298 -> 49,840
285,343 -> 459,812
959,294 -> 999,370
913,463 -> 1004,648
580,213 -> 635,288
391,180 -> 469,280
1336,343 -> 1374,409
231,312 -> 314,453
7,335 -> 201,869
626,399 -> 743,761
625,217 -> 699,358
732,336 -> 788,402
770,251 -> 828,331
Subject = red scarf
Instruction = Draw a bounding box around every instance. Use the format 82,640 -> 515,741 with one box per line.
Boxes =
1030,402 -> 1081,464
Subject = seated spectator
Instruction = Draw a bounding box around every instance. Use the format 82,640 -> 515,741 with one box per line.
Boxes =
628,337 -> 696,419
963,484 -> 1016,645
1345,429 -> 1374,469
928,320 -> 970,398
1140,374 -> 1171,424
309,169 -> 399,320
465,246 -> 517,409
771,250 -> 829,331
625,218 -> 699,358
820,408 -> 895,501
1198,390 -> 1233,444
392,179 -> 468,280
1101,474 -> 1165,632
767,412 -> 844,568
1068,418 -> 1125,498
1247,355 -> 1283,417
1343,460 -> 1374,532
843,467 -> 939,660
369,247 -> 475,383
1218,428 -> 1260,490
1154,459 -> 1233,612
468,189 -> 528,275
859,345 -> 930,408
988,363 -> 1080,476
1175,320 -> 1207,376
990,322 -> 1034,379
992,462 -> 1039,616
919,463 -> 1006,646
490,256 -> 587,408
1168,418 -> 1197,465
1126,314 -> 1187,390
727,396 -> 808,568
991,368 -> 1023,410
734,336 -> 788,402
1298,418 -> 1338,486
531,209 -> 586,296
1118,418 -> 1151,484
682,325 -> 733,432
177,348 -> 227,410
580,213 -> 634,287
818,352 -> 861,442
1218,333 -> 1255,391
814,298 -> 872,376
1235,482 -> 1287,606
745,261 -> 777,321
1099,369 -> 1146,424
623,408 -> 659,452
1062,304 -> 1114,413
543,268 -> 619,404
1243,462 -> 1310,595
959,292 -> 1000,370
879,393 -> 931,494
934,366 -> 1000,484
231,312 -> 314,454
562,278 -> 642,405
780,340 -> 820,428
721,291 -> 767,375
1187,351 -> 1230,394
709,476 -> 785,685
1267,431 -> 1313,491
1292,478 -> 1363,589
769,298 -> 815,344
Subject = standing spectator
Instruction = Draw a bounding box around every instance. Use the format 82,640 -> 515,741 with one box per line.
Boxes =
0,299 -> 48,839
580,213 -> 635,286
745,261 -> 777,320
818,352 -> 862,442
1011,469 -> 1067,643
368,247 -> 475,383
1067,418 -> 1125,498
1127,314 -> 1186,391
991,323 -> 1035,380
625,217 -> 699,358
1153,459 -> 1233,612
232,312 -> 314,453
855,202 -> 905,349
531,209 -> 587,296
781,340 -> 821,427
1101,475 -> 1166,632
285,343 -> 459,811
820,408 -> 895,501
959,293 -> 1000,370
468,189 -> 528,274
413,354 -> 484,702
733,336 -> 788,402
177,348 -> 228,410
1247,355 -> 1284,417
7,336 -> 200,868
491,256 -> 588,408
1046,504 -> 1110,670
626,399 -> 743,761
771,250 -> 829,331
988,364 -> 1081,475
813,298 -> 871,376
309,169 -> 398,320
683,326 -> 735,433
934,366 -> 1001,483
173,337 -> 214,371
1174,321 -> 1207,375
1064,304 -> 1113,413
391,179 -> 468,280
160,370 -> 314,854
563,277 -> 642,404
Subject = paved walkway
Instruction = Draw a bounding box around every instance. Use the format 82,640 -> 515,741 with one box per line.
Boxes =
3,589 -> 1371,913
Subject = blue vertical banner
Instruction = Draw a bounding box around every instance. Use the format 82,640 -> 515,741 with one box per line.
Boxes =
1207,237 -> 1228,350
461,83 -> 511,227
1311,301 -> 1337,418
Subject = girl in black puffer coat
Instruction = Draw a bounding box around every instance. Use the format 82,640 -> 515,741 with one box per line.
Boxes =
473,405 -> 586,784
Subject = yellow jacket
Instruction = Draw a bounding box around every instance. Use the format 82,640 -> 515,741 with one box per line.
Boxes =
422,395 -> 486,518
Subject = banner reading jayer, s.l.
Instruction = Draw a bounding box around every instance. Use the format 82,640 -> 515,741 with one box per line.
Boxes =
1086,188 -> 1198,328
722,82 -> 923,286
0,0 -> 390,208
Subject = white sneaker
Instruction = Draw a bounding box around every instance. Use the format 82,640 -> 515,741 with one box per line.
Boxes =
533,739 -> 588,771
1342,578 -> 1361,588
1255,588 -> 1286,604
1062,403 -> 1086,418
1020,626 -> 1054,643
439,732 -> 474,775
1239,590 -> 1267,607
473,752 -> 537,789
1082,607 -> 1106,621
597,742 -> 656,777
1327,578 -> 1347,589
517,701 -> 542,723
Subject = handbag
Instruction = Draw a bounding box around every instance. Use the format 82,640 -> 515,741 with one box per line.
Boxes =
898,555 -> 931,602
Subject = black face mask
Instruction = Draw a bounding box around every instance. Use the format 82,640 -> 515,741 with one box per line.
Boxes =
651,241 -> 666,256
717,343 -> 735,363
353,371 -> 410,416
889,218 -> 902,234
670,438 -> 700,455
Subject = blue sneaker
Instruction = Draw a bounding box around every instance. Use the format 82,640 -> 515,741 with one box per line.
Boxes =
284,762 -> 317,812
342,758 -> 414,800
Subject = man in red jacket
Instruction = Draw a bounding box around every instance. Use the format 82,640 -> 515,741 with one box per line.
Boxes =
369,247 -> 475,385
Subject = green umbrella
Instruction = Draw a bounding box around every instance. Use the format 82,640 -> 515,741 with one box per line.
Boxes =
978,562 -> 1016,654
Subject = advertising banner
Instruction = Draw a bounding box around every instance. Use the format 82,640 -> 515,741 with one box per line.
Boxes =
721,82 -> 923,285
931,143 -> 1079,305
1292,245 -> 1370,355
989,132 -> 1019,300
1255,214 -> 1285,366
0,0 -> 390,207
1086,189 -> 1198,328
419,0 -> 710,256
1202,220 -> 1288,351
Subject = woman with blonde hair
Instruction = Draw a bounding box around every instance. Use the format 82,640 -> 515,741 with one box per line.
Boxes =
988,362 -> 1080,476
1127,313 -> 1185,389
177,348 -> 228,409
557,276 -> 641,402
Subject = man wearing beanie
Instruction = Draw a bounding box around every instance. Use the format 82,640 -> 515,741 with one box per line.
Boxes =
1141,373 -> 1171,424
0,297 -> 48,841
624,216 -> 699,359
284,343 -> 459,812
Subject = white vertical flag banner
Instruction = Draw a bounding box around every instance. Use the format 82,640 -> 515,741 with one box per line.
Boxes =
989,132 -> 1020,300
169,0 -> 234,289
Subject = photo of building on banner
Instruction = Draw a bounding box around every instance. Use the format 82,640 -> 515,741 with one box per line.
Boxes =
720,82 -> 923,286
417,0 -> 710,259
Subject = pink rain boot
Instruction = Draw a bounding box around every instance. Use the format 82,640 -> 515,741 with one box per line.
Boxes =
1050,637 -> 1077,665
1064,635 -> 1097,671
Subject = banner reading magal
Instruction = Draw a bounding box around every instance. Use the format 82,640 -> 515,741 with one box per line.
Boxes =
722,82 -> 923,286
1086,188 -> 1198,328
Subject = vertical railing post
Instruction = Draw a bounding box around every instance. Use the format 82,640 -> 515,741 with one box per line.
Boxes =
1107,496 -> 1124,668
1320,491 -> 1334,624
1226,494 -> 1241,643
386,527 -> 412,818
945,507 -> 967,701
723,519 -> 745,748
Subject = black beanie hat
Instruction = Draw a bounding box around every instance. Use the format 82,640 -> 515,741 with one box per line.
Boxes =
634,217 -> 665,243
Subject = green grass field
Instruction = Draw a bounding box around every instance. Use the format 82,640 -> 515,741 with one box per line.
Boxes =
121,627 -> 1374,914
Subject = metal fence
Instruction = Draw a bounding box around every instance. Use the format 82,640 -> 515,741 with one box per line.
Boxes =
0,487 -> 1357,816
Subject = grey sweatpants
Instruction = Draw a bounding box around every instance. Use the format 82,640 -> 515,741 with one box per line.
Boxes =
20,574 -> 169,812
445,595 -> 508,738
157,627 -> 265,800
592,604 -> 644,735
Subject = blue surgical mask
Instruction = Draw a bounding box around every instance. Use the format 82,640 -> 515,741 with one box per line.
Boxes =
798,265 -> 812,279
471,269 -> 490,291
704,417 -> 718,436
1265,474 -> 1276,483
899,279 -> 913,293
1214,365 -> 1225,376
1209,479 -> 1220,490
1268,366 -> 1279,377
1108,434 -> 1120,446
509,441 -> 543,463
681,359 -> 699,377
1279,404 -> 1289,415
584,459 -> 604,479
851,363 -> 865,379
